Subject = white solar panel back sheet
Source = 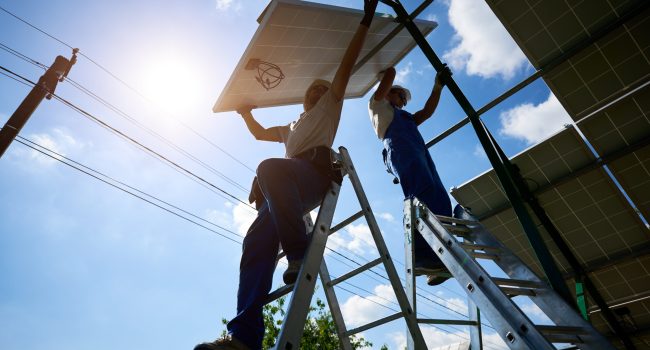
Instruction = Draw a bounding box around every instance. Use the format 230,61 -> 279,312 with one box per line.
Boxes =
213,0 -> 436,112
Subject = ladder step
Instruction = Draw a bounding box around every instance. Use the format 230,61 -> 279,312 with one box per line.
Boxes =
492,277 -> 545,289
500,286 -> 536,297
537,325 -> 587,334
343,312 -> 402,337
328,257 -> 382,287
470,252 -> 499,260
265,284 -> 294,304
435,215 -> 476,226
537,325 -> 587,343
441,223 -> 471,233
417,318 -> 478,326
460,242 -> 501,253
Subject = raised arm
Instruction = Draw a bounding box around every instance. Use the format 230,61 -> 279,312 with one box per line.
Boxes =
330,0 -> 379,101
413,66 -> 451,126
236,105 -> 284,142
373,67 -> 396,101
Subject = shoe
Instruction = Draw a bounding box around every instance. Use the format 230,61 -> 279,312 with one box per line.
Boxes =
413,259 -> 446,276
283,259 -> 303,285
194,335 -> 250,350
426,272 -> 452,286
414,258 -> 452,286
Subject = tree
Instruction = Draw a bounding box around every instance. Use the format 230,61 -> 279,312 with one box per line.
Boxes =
222,296 -> 387,349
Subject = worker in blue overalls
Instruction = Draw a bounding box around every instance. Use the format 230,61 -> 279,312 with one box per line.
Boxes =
368,66 -> 452,286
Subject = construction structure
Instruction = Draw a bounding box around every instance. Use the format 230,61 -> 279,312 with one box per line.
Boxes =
214,0 -> 649,349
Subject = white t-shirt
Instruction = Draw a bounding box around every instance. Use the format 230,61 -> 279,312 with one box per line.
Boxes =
278,90 -> 343,158
368,95 -> 395,140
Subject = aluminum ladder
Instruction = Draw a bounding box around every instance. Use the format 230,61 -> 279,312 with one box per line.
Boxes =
266,146 -> 428,350
406,198 -> 615,350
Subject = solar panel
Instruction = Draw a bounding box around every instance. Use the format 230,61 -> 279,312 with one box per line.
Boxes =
450,126 -> 650,343
487,0 -> 649,119
212,0 -> 436,113
577,84 -> 650,220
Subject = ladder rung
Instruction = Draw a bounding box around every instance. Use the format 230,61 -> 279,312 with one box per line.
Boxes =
460,243 -> 500,253
544,335 -> 583,343
343,312 -> 402,337
265,284 -> 294,304
537,325 -> 587,335
471,252 -> 499,260
417,318 -> 478,326
328,257 -> 382,287
441,223 -> 471,233
492,277 -> 544,289
435,215 -> 476,226
500,286 -> 536,296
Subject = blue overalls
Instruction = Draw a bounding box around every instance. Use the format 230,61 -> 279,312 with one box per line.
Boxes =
383,108 -> 452,262
226,157 -> 330,350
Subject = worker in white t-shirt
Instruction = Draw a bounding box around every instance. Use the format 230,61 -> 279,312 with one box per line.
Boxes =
194,1 -> 379,350
368,65 -> 453,287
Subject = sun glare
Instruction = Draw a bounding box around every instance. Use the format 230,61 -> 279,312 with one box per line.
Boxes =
139,54 -> 204,114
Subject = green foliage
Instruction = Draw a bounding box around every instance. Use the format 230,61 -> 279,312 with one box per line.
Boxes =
219,296 -> 387,349
263,296 -> 373,349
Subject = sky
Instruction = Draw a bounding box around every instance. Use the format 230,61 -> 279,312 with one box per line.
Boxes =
0,0 -> 573,349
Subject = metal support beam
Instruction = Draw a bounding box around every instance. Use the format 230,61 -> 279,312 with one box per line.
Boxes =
381,0 -> 575,307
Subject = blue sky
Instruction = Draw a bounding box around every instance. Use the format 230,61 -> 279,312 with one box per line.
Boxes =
0,0 -> 573,349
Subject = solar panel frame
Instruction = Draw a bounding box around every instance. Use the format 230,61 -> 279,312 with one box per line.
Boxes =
213,0 -> 437,113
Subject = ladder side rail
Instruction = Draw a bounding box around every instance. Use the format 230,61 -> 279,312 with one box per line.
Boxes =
339,147 -> 428,349
319,260 -> 354,350
274,182 -> 341,350
455,210 -> 617,349
403,201 -> 418,350
414,201 -> 555,349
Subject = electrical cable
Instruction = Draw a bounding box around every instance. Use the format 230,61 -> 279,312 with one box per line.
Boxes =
0,63 -> 255,210
0,5 -> 256,173
0,42 -> 251,193
13,136 -> 243,245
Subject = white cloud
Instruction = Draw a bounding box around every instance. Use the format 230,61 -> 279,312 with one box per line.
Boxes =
377,212 -> 395,223
215,0 -> 241,11
327,223 -> 377,257
499,92 -> 572,145
443,0 -> 529,80
472,143 -> 486,159
394,61 -> 413,84
341,284 -> 396,327
12,128 -> 86,165
206,201 -> 255,237
388,328 -> 471,349
426,13 -> 439,23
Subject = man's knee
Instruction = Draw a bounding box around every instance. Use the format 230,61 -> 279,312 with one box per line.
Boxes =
256,158 -> 286,180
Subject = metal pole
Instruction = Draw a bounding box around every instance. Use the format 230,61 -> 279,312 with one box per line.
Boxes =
0,51 -> 77,158
380,0 -> 575,305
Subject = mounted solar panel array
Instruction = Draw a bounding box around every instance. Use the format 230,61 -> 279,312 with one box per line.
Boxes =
453,0 -> 650,347
213,0 -> 436,112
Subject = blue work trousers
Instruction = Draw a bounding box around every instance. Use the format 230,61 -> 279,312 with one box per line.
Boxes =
227,157 -> 330,350
383,109 -> 452,261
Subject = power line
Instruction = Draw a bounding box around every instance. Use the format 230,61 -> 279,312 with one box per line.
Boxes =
0,5 -> 256,173
0,42 -> 251,193
0,63 -> 254,209
13,134 -> 243,245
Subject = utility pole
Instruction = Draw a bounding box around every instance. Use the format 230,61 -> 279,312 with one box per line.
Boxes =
0,49 -> 78,158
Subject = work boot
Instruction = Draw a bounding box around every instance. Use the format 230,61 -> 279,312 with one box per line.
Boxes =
426,271 -> 452,286
283,259 -> 303,285
194,335 -> 250,350
414,259 -> 451,286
